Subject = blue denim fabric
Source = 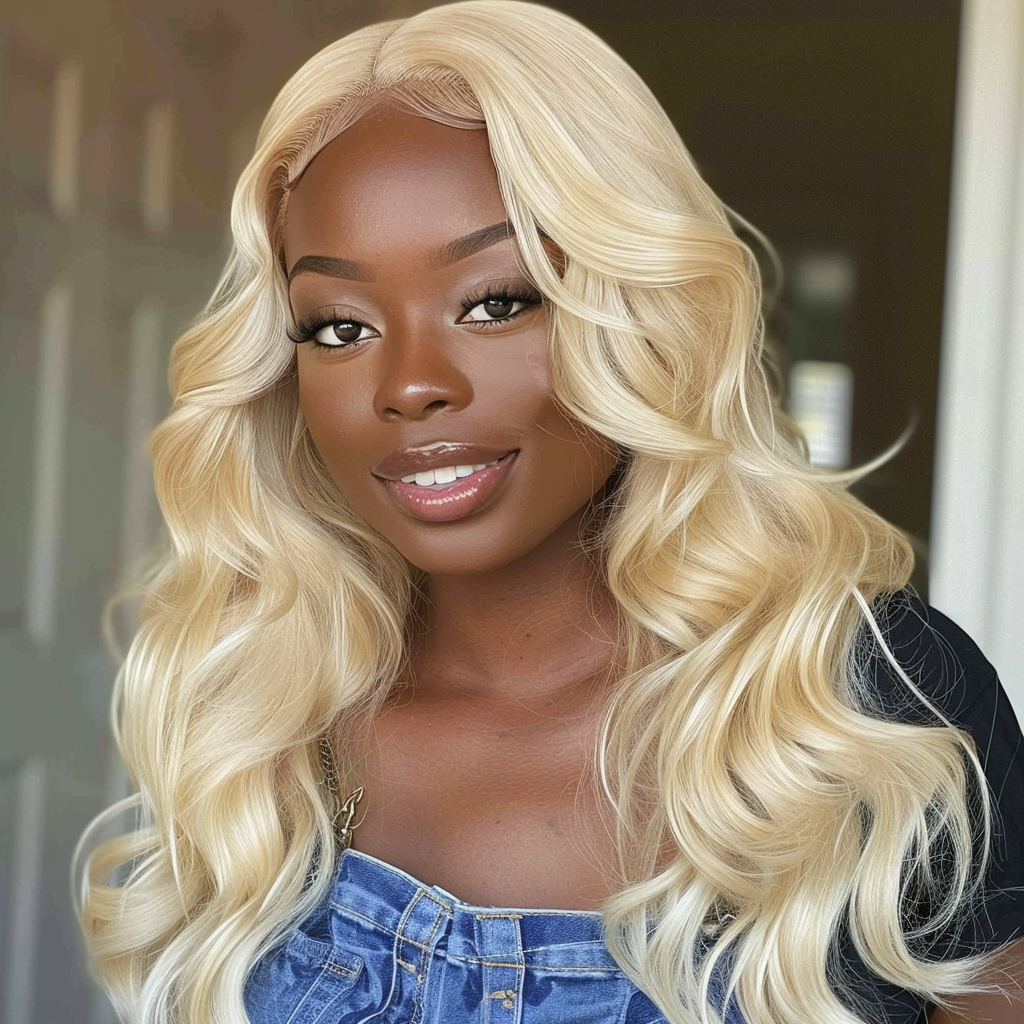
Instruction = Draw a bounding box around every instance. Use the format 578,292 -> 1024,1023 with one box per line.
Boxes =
244,849 -> 746,1024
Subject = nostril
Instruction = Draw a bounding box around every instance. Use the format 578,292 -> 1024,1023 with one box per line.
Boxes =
373,364 -> 472,421
380,397 -> 450,421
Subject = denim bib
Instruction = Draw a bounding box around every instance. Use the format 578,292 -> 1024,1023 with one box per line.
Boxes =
243,849 -> 746,1024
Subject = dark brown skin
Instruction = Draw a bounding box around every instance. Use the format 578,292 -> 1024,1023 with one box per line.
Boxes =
283,105 -> 1024,1015
929,942 -> 1024,1024
285,106 -> 620,908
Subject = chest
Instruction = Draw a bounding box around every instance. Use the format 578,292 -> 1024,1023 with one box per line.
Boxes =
348,696 -> 616,909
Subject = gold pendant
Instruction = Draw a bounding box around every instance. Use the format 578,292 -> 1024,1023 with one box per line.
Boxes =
318,735 -> 364,849
335,786 -> 365,850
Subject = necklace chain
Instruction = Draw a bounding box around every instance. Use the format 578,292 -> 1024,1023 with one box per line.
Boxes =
317,735 -> 364,849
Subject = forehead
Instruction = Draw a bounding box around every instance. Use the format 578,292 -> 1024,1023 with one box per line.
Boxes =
283,106 -> 508,268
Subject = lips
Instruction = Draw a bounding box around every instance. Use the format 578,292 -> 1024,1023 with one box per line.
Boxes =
373,443 -> 518,524
372,442 -> 514,481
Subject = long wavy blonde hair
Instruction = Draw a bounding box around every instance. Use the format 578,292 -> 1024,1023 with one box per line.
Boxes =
76,3 -> 989,1022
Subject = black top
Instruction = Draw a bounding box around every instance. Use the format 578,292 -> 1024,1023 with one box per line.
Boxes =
840,591 -> 1024,1023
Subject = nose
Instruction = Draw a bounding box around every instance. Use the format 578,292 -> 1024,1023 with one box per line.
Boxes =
372,325 -> 473,421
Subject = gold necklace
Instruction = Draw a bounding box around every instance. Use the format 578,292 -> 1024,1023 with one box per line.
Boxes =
318,735 -> 364,849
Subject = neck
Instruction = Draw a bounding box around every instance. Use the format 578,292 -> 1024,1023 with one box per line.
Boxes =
407,509 -> 619,703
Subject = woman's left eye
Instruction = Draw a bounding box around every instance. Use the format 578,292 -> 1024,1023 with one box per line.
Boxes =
458,294 -> 538,324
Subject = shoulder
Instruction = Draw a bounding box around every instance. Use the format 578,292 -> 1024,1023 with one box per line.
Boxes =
859,589 -> 1011,734
862,589 -> 1024,949
858,588 -> 1023,814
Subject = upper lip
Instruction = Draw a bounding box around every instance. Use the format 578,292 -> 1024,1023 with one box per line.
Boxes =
373,442 -> 516,481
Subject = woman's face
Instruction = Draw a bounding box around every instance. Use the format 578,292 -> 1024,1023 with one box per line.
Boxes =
283,106 -> 617,576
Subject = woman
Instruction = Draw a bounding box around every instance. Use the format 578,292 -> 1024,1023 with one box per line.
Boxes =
77,3 -> 1024,1023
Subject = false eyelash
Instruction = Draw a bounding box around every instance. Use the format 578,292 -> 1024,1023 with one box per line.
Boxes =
287,285 -> 545,346
458,284 -> 544,320
287,308 -> 358,345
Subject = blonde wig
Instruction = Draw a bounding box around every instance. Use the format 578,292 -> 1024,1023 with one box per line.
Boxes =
77,3 -> 991,1022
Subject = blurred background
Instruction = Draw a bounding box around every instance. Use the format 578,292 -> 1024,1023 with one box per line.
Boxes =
1,0 -> 1022,1020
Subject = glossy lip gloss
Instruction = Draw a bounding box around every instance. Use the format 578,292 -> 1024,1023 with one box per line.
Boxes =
381,452 -> 517,523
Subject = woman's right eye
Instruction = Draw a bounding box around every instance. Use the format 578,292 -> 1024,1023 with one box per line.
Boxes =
311,320 -> 376,348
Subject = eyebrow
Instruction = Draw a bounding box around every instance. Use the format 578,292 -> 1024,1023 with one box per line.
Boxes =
433,221 -> 515,268
287,254 -> 373,285
286,220 -> 515,285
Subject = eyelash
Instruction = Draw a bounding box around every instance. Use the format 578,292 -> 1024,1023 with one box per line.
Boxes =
288,287 -> 543,350
287,310 -> 370,348
458,286 -> 543,329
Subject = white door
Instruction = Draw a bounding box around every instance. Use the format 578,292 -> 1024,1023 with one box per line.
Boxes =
0,0 -> 394,1015
0,2 -> 231,1020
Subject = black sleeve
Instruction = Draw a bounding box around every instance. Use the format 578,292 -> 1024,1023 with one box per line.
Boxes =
865,590 -> 1024,952
833,593 -> 1024,1024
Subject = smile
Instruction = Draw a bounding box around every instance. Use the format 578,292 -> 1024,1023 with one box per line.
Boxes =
382,452 -> 517,524
400,460 -> 499,488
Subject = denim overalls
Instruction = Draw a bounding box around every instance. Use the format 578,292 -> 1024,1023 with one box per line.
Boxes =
244,849 -> 746,1024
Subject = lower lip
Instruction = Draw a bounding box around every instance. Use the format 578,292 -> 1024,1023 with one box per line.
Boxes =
381,453 -> 518,523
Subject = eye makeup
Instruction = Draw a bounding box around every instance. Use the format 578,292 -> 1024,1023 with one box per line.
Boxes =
288,282 -> 544,349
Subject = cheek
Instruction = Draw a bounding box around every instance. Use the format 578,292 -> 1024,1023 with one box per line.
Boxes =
296,367 -> 367,476
472,343 -> 617,491
530,400 -> 619,504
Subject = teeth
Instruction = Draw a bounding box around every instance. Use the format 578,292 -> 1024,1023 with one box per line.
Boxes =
400,461 -> 494,486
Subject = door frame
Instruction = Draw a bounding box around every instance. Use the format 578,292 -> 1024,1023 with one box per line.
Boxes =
932,0 -> 1024,711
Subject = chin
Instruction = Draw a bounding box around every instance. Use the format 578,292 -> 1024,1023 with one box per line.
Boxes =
393,540 -> 530,579
385,505 -> 597,581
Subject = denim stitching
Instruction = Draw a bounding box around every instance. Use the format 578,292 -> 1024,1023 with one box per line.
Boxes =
327,905 -> 623,973
466,958 -> 621,973
283,960 -> 329,1024
404,890 -> 450,1024
323,959 -> 360,978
